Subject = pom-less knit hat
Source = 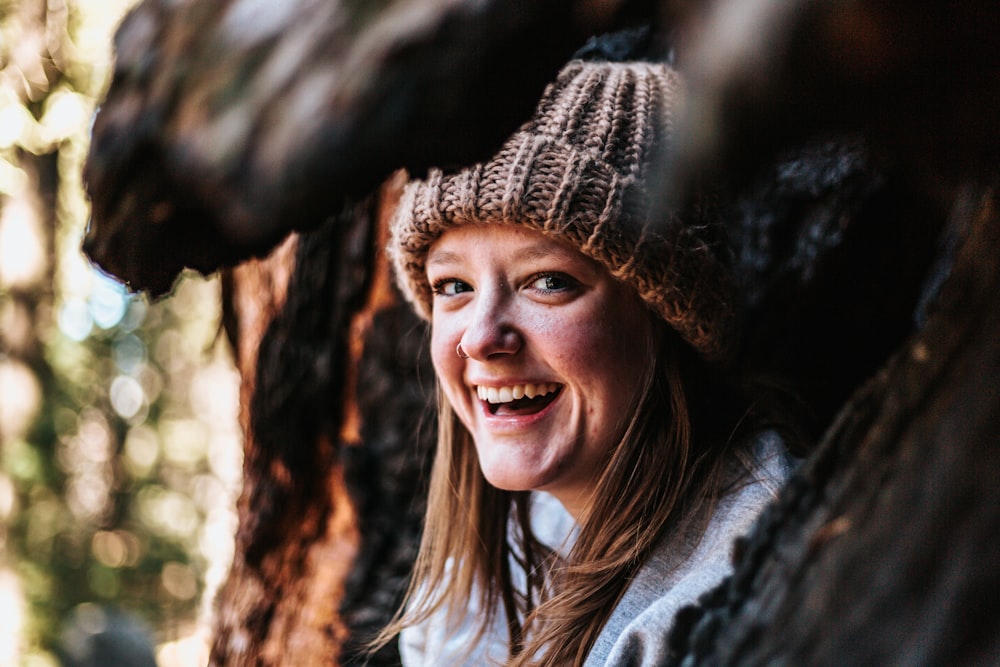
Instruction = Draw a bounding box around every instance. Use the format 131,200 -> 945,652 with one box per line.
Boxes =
388,60 -> 737,363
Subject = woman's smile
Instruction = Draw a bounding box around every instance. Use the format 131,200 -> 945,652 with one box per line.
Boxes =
427,224 -> 653,517
476,382 -> 562,415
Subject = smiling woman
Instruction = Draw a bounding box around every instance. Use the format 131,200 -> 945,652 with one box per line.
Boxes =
427,226 -> 652,517
377,59 -> 798,666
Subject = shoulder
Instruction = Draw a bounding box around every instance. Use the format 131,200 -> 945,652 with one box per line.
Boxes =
739,427 -> 798,491
584,429 -> 797,666
721,427 -> 798,521
585,547 -> 735,666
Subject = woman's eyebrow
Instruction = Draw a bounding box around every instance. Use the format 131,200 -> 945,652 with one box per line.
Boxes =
519,244 -> 598,273
427,242 -> 576,267
426,250 -> 465,267
516,245 -> 558,263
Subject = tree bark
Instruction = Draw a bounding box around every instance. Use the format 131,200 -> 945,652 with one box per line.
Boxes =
82,0 -> 634,296
212,174 -> 434,665
667,182 -> 1000,666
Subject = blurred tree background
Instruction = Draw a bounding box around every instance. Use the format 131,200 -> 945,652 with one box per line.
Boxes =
0,1 -> 242,665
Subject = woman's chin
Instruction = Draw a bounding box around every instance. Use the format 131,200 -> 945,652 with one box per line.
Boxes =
479,456 -> 568,496
480,463 -> 548,494
481,470 -> 535,493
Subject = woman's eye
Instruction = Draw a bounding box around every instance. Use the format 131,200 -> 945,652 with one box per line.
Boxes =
530,273 -> 572,292
432,278 -> 472,296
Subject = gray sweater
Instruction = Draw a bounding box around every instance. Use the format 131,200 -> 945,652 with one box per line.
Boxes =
399,430 -> 795,666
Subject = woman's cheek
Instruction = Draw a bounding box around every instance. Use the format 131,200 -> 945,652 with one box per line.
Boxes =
430,320 -> 465,386
429,329 -> 453,376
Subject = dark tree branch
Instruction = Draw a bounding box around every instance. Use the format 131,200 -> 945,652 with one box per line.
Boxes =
83,0 -> 649,295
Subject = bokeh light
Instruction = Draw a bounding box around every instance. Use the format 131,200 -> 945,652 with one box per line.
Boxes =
0,359 -> 42,441
0,197 -> 46,287
89,270 -> 130,330
57,298 -> 93,342
0,2 -> 245,665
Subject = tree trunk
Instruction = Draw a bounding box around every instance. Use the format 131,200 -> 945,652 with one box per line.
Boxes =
211,173 -> 434,665
666,182 -> 1000,666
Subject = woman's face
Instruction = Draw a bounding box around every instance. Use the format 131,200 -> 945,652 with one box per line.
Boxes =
427,224 -> 653,517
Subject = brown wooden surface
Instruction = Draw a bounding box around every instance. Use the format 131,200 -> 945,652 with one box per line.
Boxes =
211,177 -> 431,665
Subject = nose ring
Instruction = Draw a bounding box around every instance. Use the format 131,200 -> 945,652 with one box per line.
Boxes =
456,343 -> 469,359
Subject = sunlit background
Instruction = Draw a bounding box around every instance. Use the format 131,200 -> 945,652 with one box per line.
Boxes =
0,2 -> 242,665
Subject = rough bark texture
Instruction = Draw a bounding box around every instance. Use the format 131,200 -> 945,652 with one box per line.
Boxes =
213,176 -> 434,665
667,0 -> 1000,197
728,138 -> 947,438
82,0 -> 649,296
667,183 -> 1000,667
658,2 -> 1000,663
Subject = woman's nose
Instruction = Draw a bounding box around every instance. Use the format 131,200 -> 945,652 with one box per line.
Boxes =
459,290 -> 522,360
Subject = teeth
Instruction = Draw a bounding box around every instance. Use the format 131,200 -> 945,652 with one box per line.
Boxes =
477,383 -> 559,404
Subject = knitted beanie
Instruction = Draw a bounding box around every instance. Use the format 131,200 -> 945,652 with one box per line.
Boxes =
388,60 -> 737,363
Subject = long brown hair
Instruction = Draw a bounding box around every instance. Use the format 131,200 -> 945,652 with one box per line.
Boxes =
374,317 -> 746,665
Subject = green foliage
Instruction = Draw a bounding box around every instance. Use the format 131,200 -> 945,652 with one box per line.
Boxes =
0,2 -> 242,664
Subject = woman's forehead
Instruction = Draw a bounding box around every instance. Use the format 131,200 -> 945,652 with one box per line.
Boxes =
427,224 -> 593,267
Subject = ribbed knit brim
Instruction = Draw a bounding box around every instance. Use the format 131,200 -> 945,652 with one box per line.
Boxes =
388,60 -> 737,363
